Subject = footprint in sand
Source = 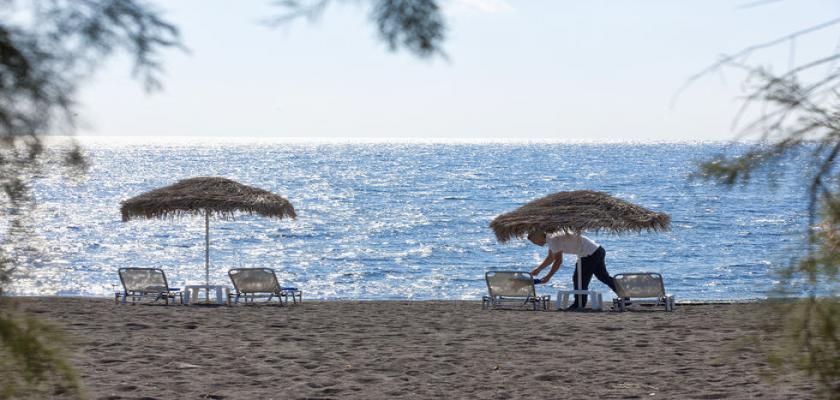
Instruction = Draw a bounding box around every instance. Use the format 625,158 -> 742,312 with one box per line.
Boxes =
534,374 -> 563,382
354,376 -> 382,384
598,326 -> 624,332
321,388 -> 343,395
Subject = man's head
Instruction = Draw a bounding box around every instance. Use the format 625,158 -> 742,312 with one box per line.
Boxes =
527,232 -> 546,246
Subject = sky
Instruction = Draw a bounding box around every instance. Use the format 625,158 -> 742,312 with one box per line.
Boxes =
76,0 -> 840,142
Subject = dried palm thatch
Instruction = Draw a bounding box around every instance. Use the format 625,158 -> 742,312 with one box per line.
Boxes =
490,190 -> 670,243
120,177 -> 296,221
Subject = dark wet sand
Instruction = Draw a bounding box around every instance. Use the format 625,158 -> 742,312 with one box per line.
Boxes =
15,298 -> 817,399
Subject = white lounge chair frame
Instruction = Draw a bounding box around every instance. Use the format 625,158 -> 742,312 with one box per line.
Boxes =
228,268 -> 302,306
612,272 -> 675,312
482,271 -> 550,311
117,267 -> 182,305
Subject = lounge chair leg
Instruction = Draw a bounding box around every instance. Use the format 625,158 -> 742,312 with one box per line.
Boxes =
524,296 -> 534,310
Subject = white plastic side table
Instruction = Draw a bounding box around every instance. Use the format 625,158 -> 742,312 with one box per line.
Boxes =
556,290 -> 603,311
183,285 -> 230,305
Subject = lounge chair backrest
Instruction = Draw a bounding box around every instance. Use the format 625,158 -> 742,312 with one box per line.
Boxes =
485,271 -> 536,298
229,268 -> 280,293
614,273 -> 666,298
118,267 -> 169,293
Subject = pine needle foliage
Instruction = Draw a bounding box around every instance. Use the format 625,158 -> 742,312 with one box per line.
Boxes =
0,1 -> 181,397
695,25 -> 840,398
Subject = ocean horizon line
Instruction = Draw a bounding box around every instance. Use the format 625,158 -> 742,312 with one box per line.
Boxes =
43,135 -> 750,146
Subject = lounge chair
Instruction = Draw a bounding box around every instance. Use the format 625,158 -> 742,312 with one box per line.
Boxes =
482,271 -> 550,311
612,272 -> 675,311
228,268 -> 302,306
117,267 -> 182,305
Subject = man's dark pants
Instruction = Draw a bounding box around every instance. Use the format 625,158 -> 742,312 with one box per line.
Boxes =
569,246 -> 616,309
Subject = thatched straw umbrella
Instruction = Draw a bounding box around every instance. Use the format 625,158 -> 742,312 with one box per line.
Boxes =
121,177 -> 296,290
490,190 -> 670,305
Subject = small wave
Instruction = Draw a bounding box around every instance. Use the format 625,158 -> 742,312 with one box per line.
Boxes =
753,218 -> 786,224
408,245 -> 433,258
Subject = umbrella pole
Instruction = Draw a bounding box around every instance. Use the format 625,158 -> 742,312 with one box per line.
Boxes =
205,211 -> 210,289
577,233 -> 583,308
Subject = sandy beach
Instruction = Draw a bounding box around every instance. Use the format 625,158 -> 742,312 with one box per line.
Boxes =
14,298 -> 818,400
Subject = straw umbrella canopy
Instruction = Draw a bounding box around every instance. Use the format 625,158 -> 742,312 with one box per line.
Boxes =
490,190 -> 670,304
120,177 -> 296,289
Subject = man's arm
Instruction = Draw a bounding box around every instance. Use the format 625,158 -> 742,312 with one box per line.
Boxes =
539,252 -> 563,284
531,250 -> 555,276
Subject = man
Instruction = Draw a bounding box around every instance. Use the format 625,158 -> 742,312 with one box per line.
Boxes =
528,231 -> 618,310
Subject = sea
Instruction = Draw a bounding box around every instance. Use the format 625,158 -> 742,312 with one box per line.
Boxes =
8,138 -> 819,301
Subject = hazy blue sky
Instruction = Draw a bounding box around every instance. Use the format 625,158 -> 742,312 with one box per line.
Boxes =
76,0 -> 840,142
